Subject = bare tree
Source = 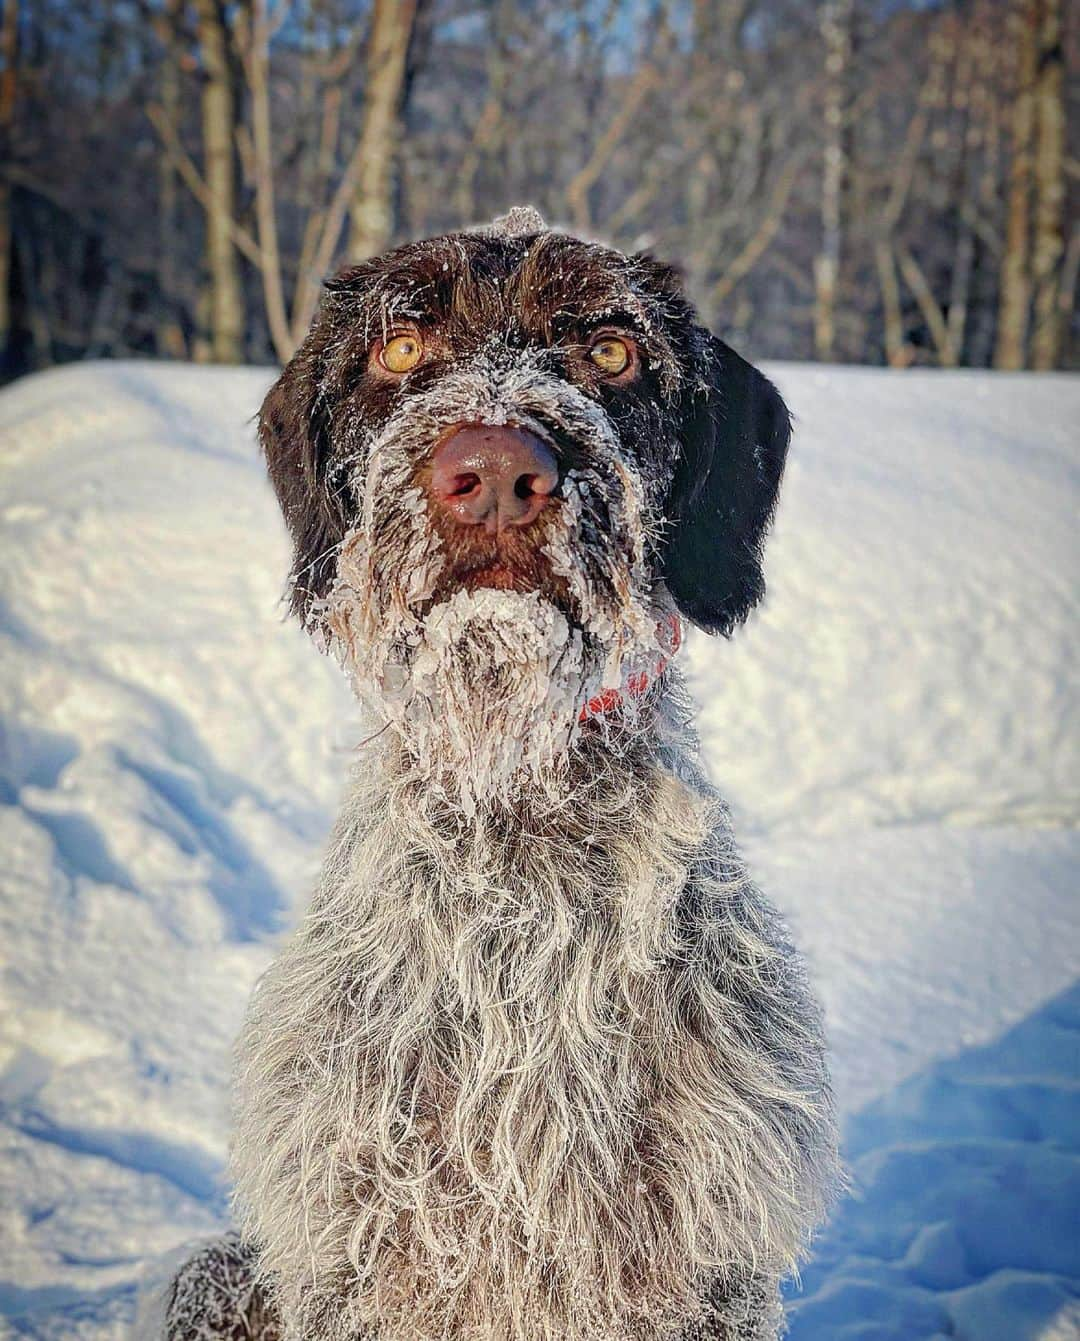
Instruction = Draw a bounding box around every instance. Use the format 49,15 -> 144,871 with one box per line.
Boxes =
0,0 -> 18,354
154,0 -> 187,359
1030,0 -> 1066,369
246,0 -> 293,362
348,0 -> 418,262
194,0 -> 244,362
815,0 -> 852,361
994,0 -> 1038,369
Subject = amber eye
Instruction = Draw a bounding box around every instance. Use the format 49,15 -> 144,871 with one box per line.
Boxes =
379,333 -> 424,374
589,336 -> 631,377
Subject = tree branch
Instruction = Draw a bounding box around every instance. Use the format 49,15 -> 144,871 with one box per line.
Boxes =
565,65 -> 659,233
896,242 -> 956,365
710,152 -> 804,307
146,102 -> 263,268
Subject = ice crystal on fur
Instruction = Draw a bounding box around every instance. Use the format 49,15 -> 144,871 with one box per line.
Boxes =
151,1235 -> 278,1341
311,354 -> 673,809
232,746 -> 837,1341
320,554 -> 674,811
377,586 -> 585,811
167,216 -> 841,1341
490,204 -> 548,237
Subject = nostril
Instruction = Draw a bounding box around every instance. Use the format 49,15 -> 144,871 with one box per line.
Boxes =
514,468 -> 558,501
447,472 -> 481,499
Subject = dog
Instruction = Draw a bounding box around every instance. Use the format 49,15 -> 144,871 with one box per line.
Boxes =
159,207 -> 838,1341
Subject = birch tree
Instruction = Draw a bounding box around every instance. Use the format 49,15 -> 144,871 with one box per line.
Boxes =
0,0 -> 18,354
194,0 -> 244,362
994,0 -> 1038,369
348,0 -> 418,263
1030,0 -> 1066,369
815,0 -> 852,362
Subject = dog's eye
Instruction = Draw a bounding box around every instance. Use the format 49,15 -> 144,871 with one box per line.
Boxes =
379,334 -> 424,374
588,336 -> 631,377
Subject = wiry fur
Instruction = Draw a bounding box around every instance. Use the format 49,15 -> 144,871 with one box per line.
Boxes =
154,1234 -> 280,1341
159,210 -> 838,1341
316,354 -> 669,811
231,719 -> 833,1341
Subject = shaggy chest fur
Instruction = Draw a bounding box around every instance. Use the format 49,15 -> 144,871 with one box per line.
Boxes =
231,728 -> 831,1341
161,214 -> 839,1341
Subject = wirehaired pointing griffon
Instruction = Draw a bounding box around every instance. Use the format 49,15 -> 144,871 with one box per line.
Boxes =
161,207 -> 838,1341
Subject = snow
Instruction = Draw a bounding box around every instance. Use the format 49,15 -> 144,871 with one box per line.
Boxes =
0,359 -> 1077,1339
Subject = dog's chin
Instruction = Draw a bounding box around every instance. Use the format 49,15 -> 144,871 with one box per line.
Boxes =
456,564 -> 531,593
321,528 -> 667,812
368,587 -> 589,813
426,554 -> 575,616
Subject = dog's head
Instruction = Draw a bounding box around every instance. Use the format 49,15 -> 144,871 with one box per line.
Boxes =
260,209 -> 790,801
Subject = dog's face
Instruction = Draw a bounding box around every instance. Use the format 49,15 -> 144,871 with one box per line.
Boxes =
260,210 -> 790,800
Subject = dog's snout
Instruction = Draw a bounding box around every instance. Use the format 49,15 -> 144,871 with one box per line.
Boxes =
429,425 -> 558,534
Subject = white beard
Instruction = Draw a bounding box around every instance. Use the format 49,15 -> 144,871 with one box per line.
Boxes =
376,587 -> 587,813
319,554 -> 676,814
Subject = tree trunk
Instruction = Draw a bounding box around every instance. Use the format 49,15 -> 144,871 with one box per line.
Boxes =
156,0 -> 186,359
194,0 -> 243,362
0,0 -> 18,356
993,0 -> 1037,370
247,0 -> 292,363
814,0 -> 851,362
1029,0 -> 1065,369
945,11 -> 976,366
348,0 -> 418,263
875,242 -> 908,367
684,0 -> 722,304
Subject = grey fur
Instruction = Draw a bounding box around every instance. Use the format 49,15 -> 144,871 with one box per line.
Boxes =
230,719 -> 835,1341
488,205 -> 549,237
158,219 -> 839,1341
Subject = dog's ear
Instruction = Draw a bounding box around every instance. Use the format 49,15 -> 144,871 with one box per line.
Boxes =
259,337 -> 348,623
662,333 -> 791,636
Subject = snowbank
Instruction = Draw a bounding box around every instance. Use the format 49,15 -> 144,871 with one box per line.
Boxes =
0,360 -> 1076,1338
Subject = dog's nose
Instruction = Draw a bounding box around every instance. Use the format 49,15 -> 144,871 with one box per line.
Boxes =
428,425 -> 558,534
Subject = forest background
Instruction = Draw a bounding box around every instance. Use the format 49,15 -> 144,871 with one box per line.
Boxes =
0,0 -> 1075,381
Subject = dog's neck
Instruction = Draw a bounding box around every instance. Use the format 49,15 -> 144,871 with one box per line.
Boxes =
371,686 -> 698,864
578,611 -> 683,723
368,661 -> 701,831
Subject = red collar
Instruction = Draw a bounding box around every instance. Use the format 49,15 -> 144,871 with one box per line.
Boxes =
579,612 -> 682,722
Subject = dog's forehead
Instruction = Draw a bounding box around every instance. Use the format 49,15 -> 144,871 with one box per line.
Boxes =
331,229 -> 668,344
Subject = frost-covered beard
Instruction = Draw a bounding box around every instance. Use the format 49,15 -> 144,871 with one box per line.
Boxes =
312,354 -> 674,809
368,587 -> 588,811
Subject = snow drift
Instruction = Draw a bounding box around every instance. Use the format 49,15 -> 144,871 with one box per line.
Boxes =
0,360 -> 1076,1339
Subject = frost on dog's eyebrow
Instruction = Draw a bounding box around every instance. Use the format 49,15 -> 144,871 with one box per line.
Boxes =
324,254 -> 459,346
513,241 -> 683,387
365,278 -> 444,345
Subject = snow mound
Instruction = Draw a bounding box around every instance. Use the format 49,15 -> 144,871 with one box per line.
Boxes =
787,982 -> 1080,1341
0,360 -> 1077,1338
0,362 -> 359,1338
687,367 -> 1078,839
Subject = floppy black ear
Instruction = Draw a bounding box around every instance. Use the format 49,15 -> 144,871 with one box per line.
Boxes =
259,336 -> 347,623
662,333 -> 791,636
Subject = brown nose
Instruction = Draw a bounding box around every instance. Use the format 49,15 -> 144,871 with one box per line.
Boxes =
428,424 -> 559,534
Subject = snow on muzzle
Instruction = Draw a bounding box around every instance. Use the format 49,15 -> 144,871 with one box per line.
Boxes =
318,357 -> 657,654
308,357 -> 677,804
